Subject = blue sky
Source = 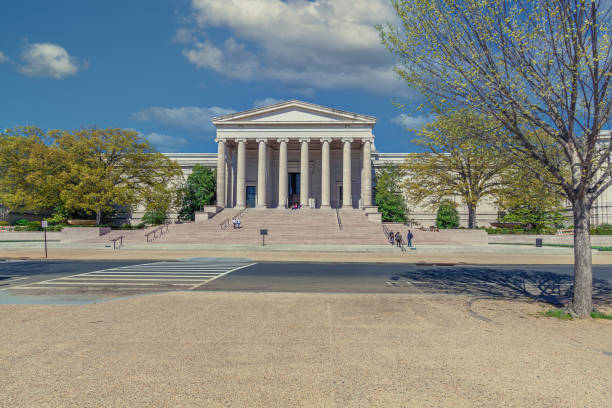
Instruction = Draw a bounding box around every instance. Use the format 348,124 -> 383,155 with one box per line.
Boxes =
0,0 -> 430,153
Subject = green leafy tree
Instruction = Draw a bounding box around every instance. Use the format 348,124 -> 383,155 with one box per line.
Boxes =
436,200 -> 460,229
179,165 -> 216,221
497,161 -> 568,233
378,0 -> 612,317
0,127 -> 64,214
402,110 -> 510,228
52,128 -> 181,225
374,164 -> 409,223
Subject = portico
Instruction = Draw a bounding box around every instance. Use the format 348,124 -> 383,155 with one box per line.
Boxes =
212,100 -> 376,210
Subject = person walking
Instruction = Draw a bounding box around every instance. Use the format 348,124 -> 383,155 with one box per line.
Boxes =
395,231 -> 401,247
406,229 -> 414,248
388,230 -> 394,244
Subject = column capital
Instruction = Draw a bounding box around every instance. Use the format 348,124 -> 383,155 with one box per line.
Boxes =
235,138 -> 247,143
361,137 -> 374,144
320,137 -> 333,144
256,138 -> 268,144
341,137 -> 354,144
214,138 -> 226,144
277,137 -> 289,144
299,137 -> 311,144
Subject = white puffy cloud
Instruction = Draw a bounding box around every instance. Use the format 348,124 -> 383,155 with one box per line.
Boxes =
131,106 -> 236,132
253,97 -> 284,108
391,113 -> 436,130
179,0 -> 410,95
18,43 -> 82,79
142,132 -> 188,152
0,51 -> 8,64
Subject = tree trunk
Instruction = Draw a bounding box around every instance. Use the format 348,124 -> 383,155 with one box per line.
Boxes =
570,198 -> 593,318
96,209 -> 102,226
467,203 -> 476,229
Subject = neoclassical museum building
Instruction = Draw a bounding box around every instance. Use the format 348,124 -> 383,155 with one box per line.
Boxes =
162,100 -> 612,227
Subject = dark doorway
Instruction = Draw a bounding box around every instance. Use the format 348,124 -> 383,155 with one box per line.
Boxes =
338,185 -> 343,208
289,173 -> 300,205
246,186 -> 256,208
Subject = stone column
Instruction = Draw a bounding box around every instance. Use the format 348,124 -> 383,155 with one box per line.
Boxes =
320,138 -> 332,209
257,138 -> 267,208
300,138 -> 310,207
342,138 -> 353,209
216,138 -> 226,208
235,139 -> 246,209
277,138 -> 289,208
226,145 -> 234,208
362,139 -> 373,207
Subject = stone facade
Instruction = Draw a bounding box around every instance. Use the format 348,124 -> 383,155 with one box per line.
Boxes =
211,100 -> 376,210
153,101 -> 609,228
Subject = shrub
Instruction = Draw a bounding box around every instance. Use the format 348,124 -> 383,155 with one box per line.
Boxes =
142,211 -> 166,226
0,221 -> 9,226
46,225 -> 64,232
13,218 -> 28,226
25,221 -> 42,231
120,224 -> 134,230
591,224 -> 612,235
136,222 -> 146,229
436,201 -> 459,229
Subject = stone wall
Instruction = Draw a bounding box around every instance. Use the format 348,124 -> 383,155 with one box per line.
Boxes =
0,227 -> 111,242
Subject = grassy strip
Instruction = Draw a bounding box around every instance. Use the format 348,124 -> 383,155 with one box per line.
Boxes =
541,308 -> 612,320
541,309 -> 573,320
0,240 -> 60,243
591,311 -> 612,320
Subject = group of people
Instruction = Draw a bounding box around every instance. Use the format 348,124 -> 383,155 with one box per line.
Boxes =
232,218 -> 242,229
388,229 -> 414,248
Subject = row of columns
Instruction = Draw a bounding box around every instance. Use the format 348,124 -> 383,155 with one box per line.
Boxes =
216,137 -> 373,209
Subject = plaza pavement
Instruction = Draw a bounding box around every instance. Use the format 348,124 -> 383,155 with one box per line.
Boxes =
1,291 -> 610,407
2,245 -> 612,264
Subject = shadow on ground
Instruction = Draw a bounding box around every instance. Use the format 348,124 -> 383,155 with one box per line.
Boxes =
391,267 -> 612,307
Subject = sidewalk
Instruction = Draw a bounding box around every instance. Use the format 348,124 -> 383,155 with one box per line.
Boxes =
2,244 -> 612,264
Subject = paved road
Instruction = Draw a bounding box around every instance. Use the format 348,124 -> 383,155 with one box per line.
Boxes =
0,259 -> 253,292
1,260 -> 611,305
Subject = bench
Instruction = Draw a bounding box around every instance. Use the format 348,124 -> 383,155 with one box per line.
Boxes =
556,228 -> 574,236
109,235 -> 125,249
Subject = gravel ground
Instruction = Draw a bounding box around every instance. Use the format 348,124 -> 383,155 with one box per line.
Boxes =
1,292 -> 610,407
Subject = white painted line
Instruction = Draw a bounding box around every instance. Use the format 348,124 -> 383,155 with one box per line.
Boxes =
32,281 -> 195,286
190,262 -> 256,289
60,277 -> 206,281
76,274 -> 221,277
8,262 -> 157,289
11,286 -> 168,291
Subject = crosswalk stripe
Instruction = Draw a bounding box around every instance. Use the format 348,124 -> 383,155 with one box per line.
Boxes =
10,261 -> 256,290
33,281 -> 196,286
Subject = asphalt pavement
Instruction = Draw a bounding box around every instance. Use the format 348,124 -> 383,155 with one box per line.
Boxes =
1,259 -> 611,306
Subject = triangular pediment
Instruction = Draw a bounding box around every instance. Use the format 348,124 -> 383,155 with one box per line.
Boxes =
212,100 -> 376,125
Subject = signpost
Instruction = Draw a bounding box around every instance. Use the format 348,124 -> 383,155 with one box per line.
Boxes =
260,229 -> 268,246
41,221 -> 48,258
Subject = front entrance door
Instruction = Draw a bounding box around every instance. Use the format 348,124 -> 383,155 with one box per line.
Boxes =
289,173 -> 300,206
338,185 -> 343,208
246,186 -> 256,208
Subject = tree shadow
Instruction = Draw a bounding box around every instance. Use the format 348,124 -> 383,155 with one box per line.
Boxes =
390,267 -> 612,307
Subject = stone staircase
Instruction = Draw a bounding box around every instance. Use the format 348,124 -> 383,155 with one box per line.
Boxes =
81,208 -> 390,246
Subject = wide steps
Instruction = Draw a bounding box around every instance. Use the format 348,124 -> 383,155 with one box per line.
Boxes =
79,209 -> 390,246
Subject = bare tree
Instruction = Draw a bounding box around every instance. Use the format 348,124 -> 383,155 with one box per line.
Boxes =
378,0 -> 612,317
